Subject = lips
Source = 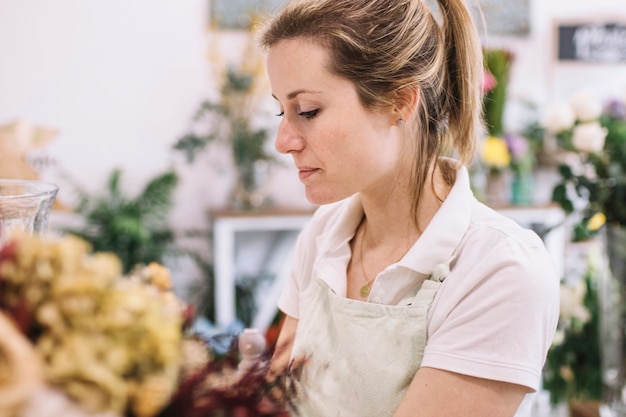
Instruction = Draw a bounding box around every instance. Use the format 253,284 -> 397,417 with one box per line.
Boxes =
297,167 -> 318,181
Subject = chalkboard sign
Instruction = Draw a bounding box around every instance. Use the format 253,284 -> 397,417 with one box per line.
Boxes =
557,22 -> 626,63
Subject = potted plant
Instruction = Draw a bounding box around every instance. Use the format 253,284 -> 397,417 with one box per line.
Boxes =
62,168 -> 179,272
173,25 -> 278,211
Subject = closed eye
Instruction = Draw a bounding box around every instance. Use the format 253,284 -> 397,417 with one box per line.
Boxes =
276,111 -> 284,117
299,109 -> 319,120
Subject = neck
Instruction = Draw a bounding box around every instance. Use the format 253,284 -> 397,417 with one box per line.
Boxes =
359,159 -> 452,248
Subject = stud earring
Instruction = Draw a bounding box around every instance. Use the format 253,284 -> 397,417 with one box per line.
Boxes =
396,119 -> 404,126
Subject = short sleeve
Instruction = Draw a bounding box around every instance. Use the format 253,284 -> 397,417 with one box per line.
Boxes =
422,227 -> 560,391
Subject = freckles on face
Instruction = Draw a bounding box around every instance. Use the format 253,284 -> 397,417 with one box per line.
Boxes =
267,38 -> 399,204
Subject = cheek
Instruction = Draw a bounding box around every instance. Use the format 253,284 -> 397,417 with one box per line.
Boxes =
313,108 -> 394,173
318,126 -> 365,168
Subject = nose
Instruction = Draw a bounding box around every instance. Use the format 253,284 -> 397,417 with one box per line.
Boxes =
275,118 -> 304,154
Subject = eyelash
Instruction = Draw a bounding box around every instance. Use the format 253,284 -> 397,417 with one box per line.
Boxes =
275,109 -> 320,120
300,109 -> 319,120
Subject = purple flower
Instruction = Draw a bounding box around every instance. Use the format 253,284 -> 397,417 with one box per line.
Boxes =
604,99 -> 626,120
504,133 -> 529,160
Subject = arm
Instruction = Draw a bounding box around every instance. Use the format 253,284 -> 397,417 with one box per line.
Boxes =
261,315 -> 298,413
268,314 -> 298,378
393,367 -> 529,417
394,229 -> 559,417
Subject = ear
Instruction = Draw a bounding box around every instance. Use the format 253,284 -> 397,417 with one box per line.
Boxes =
391,86 -> 420,125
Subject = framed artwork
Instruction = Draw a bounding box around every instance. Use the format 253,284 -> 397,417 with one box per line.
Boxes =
478,0 -> 530,37
423,0 -> 529,37
210,0 -> 284,29
211,0 -> 530,36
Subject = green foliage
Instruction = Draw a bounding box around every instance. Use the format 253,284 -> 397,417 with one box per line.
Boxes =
173,65 -> 278,210
63,168 -> 179,272
599,110 -> 626,224
234,271 -> 275,327
172,67 -> 274,168
483,49 -> 513,137
543,272 -> 602,404
548,99 -> 626,240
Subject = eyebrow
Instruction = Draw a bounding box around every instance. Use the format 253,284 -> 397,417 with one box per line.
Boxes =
272,89 -> 322,101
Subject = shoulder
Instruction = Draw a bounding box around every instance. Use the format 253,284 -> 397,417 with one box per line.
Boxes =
461,202 -> 557,287
424,203 -> 560,389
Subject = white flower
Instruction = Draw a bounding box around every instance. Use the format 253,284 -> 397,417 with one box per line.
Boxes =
542,102 -> 576,133
570,89 -> 603,122
552,328 -> 565,346
572,121 -> 608,153
559,282 -> 590,324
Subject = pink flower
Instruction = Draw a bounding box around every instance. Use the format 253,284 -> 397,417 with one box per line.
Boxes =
483,70 -> 498,95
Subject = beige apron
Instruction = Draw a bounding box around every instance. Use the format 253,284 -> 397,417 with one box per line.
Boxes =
289,262 -> 450,417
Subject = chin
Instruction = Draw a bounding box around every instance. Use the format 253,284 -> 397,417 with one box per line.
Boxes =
305,188 -> 351,206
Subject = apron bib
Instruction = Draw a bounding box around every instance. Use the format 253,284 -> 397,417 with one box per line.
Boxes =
290,266 -> 447,417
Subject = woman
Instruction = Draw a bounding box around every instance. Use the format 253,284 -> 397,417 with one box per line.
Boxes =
259,0 -> 559,416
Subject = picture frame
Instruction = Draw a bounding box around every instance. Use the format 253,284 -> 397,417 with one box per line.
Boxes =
210,0 -> 284,29
212,211 -> 312,331
477,0 -> 530,37
424,0 -> 530,37
211,0 -> 530,36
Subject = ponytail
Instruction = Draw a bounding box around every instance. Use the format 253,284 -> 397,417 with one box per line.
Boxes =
437,0 -> 484,165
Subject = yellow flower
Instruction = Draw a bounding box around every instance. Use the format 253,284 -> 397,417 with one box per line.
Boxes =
129,365 -> 180,417
0,234 -> 184,417
142,262 -> 172,291
481,136 -> 511,169
587,212 -> 606,231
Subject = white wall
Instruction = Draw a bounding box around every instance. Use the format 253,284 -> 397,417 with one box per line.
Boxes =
0,0 -> 205,179
0,0 -> 625,239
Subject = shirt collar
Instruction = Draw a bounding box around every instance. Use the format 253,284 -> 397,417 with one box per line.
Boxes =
314,164 -> 474,280
397,164 -> 474,275
313,194 -> 363,294
314,193 -> 363,256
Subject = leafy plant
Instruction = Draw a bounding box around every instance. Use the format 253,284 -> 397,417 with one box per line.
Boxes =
63,168 -> 179,272
173,65 -> 277,210
175,68 -> 271,164
547,96 -> 626,239
543,269 -> 602,404
483,49 -> 513,137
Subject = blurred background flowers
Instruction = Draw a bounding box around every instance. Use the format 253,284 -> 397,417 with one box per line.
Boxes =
542,90 -> 626,240
479,48 -> 539,207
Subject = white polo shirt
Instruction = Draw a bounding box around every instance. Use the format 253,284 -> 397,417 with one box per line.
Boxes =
278,165 -> 560,393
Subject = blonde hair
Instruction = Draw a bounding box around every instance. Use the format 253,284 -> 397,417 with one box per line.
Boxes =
259,0 -> 484,219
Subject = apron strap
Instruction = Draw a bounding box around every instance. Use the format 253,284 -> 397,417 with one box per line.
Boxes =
411,278 -> 441,306
427,228 -> 468,284
412,230 -> 467,305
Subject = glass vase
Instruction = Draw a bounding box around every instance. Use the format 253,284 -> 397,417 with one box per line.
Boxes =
0,179 -> 58,244
511,171 -> 534,206
485,169 -> 508,207
230,160 -> 272,211
599,224 -> 626,417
